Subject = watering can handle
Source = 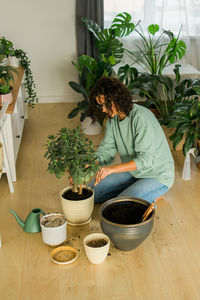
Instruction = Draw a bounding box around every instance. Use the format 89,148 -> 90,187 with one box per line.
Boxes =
41,210 -> 46,215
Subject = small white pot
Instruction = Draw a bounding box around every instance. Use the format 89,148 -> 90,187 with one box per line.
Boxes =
8,56 -> 20,68
84,233 -> 110,264
40,213 -> 67,246
81,117 -> 102,135
60,186 -> 94,226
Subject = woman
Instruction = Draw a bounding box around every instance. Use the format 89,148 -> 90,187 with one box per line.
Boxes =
89,76 -> 175,204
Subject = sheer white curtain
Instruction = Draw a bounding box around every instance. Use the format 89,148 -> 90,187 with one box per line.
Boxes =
104,0 -> 200,70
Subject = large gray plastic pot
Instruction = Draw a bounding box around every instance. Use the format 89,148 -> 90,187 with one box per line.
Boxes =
99,197 -> 155,251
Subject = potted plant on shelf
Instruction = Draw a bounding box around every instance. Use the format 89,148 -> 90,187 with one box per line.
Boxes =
167,97 -> 200,156
0,36 -> 38,107
44,126 -> 100,226
0,60 -> 18,106
0,36 -> 16,66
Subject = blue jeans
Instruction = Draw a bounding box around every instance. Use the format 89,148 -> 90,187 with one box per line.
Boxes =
88,172 -> 169,204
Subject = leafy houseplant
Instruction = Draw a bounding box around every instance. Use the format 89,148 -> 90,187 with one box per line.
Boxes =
68,12 -> 136,123
0,37 -> 38,107
68,55 -> 109,124
123,23 -> 186,75
44,126 -> 100,226
0,61 -> 19,105
167,97 -> 200,156
14,49 -> 38,108
0,83 -> 12,94
129,65 -> 200,125
0,36 -> 15,59
44,126 -> 99,196
81,12 -> 136,67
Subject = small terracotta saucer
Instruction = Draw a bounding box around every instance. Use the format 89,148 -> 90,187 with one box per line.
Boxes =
50,246 -> 78,265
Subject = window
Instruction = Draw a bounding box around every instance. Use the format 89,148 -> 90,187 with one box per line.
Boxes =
104,0 -> 200,37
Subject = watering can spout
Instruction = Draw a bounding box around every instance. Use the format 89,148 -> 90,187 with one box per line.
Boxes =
9,208 -> 45,233
9,209 -> 25,228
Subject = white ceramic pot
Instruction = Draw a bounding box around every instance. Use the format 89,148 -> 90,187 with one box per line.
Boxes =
40,213 -> 67,246
84,233 -> 110,264
8,56 -> 20,68
60,186 -> 94,226
81,117 -> 102,135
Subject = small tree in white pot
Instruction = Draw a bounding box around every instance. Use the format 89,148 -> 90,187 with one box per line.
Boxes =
44,126 -> 99,226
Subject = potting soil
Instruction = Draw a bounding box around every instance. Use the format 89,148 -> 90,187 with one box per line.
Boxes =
63,188 -> 93,200
102,201 -> 151,225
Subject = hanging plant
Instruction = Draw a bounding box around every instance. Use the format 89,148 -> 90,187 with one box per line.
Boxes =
15,49 -> 38,108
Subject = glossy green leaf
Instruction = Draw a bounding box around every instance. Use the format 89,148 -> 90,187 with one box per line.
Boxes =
111,12 -> 135,37
148,24 -> 159,35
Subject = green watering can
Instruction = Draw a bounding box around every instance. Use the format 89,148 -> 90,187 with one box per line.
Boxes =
10,208 -> 45,233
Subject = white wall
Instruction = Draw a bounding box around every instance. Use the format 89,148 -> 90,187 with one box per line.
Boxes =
1,0 -> 80,103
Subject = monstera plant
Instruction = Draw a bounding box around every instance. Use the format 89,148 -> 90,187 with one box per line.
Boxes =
68,12 -> 136,123
81,12 -> 136,66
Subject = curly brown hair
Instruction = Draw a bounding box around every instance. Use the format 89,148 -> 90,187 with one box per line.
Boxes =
89,76 -> 133,122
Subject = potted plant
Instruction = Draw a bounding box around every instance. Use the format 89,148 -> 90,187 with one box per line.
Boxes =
122,23 -> 186,75
44,126 -> 100,226
167,97 -> 200,156
68,55 -> 108,134
0,83 -> 13,105
123,64 -> 200,150
0,36 -> 16,66
0,61 -> 18,106
128,65 -> 200,123
0,36 -> 38,107
68,12 -> 136,131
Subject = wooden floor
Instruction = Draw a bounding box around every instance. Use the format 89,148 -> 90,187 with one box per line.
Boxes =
0,103 -> 200,300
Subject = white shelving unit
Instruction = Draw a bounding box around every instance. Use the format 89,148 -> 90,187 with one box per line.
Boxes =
1,66 -> 27,184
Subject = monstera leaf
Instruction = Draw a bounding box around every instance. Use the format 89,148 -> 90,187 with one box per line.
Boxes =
72,55 -> 97,74
118,64 -> 138,87
81,12 -> 136,65
96,29 -> 124,64
81,17 -> 102,40
111,12 -> 135,37
166,39 -> 186,63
